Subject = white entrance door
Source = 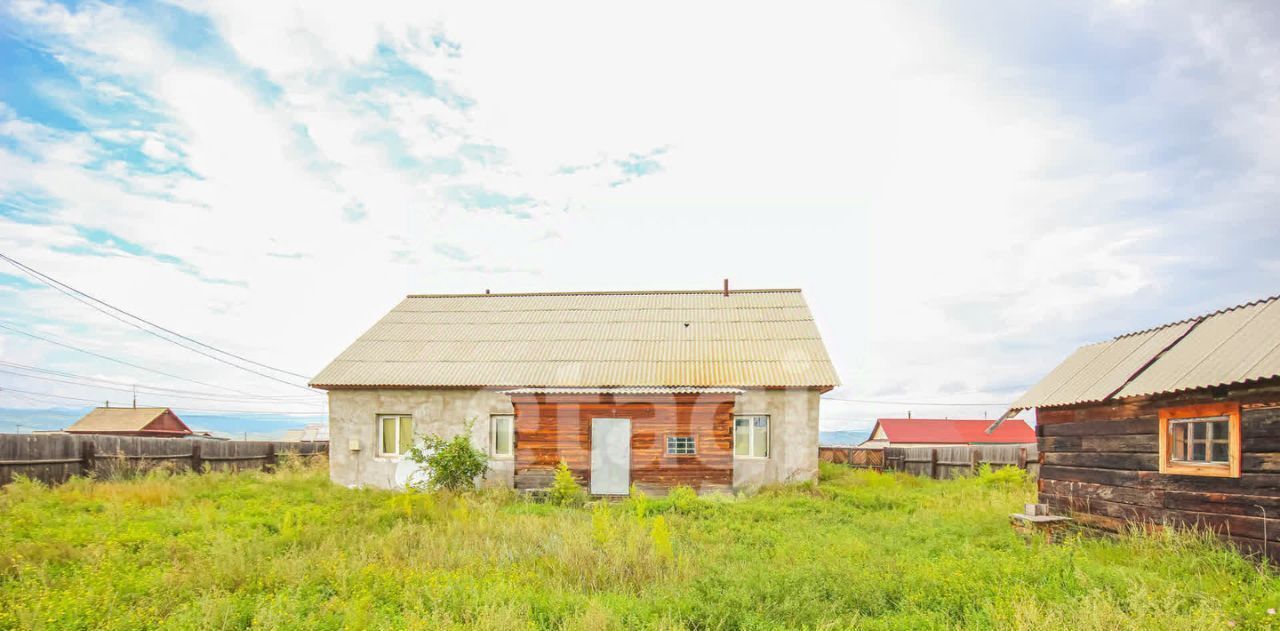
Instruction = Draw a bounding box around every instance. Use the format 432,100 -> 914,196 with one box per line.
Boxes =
590,418 -> 631,495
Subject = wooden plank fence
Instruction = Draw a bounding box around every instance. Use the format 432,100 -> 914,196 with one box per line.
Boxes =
818,446 -> 885,470
883,444 -> 1038,479
0,433 -> 328,487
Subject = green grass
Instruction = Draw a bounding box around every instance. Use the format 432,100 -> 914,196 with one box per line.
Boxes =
1,459 -> 1278,629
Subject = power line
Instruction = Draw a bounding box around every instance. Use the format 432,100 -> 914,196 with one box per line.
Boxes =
0,385 -> 326,416
0,367 -> 323,409
0,360 -> 317,402
0,251 -> 312,379
821,395 -> 1010,407
0,252 -> 318,393
0,320 -> 252,395
0,385 -> 101,404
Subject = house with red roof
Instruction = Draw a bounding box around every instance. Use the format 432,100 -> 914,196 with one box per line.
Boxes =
858,418 -> 1035,449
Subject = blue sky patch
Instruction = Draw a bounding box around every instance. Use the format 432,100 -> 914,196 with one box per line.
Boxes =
0,34 -> 88,132
447,185 -> 534,218
63,226 -> 246,287
0,191 -> 57,225
0,272 -> 42,290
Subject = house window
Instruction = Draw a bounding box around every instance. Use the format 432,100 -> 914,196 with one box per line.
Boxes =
491,414 -> 515,458
734,415 -> 769,458
666,435 -> 696,456
378,415 -> 414,456
1159,403 -> 1240,478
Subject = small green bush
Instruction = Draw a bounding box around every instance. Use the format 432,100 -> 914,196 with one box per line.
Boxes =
667,485 -> 699,513
547,460 -> 586,507
818,460 -> 845,481
977,463 -> 1028,487
406,418 -> 489,492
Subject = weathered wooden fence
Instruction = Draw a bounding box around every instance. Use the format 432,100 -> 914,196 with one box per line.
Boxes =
0,433 -> 328,487
883,444 -> 1039,479
818,446 -> 885,470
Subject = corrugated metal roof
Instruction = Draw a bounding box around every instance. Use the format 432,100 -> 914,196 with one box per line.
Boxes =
873,418 -> 1036,444
1116,296 -> 1280,398
1008,321 -> 1196,409
504,387 -> 744,395
1011,295 -> 1280,410
311,289 -> 839,388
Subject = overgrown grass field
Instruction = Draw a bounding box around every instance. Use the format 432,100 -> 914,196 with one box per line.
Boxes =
2,460 -> 1278,629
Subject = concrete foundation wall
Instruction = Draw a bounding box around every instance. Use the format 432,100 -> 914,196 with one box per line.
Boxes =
732,388 -> 821,490
327,388 -> 514,489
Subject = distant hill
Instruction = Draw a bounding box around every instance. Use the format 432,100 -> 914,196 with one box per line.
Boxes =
819,429 -> 871,446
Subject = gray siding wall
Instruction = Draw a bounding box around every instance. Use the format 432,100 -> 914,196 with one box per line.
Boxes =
327,388 -> 514,489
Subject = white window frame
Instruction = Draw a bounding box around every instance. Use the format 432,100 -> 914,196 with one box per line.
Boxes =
377,414 -> 414,457
734,415 -> 770,459
665,434 -> 697,456
491,414 -> 515,459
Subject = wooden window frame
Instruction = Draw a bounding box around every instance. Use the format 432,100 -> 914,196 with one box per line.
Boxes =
490,414 -> 515,460
664,434 -> 697,457
377,414 -> 414,457
733,415 -> 770,459
1158,402 -> 1240,478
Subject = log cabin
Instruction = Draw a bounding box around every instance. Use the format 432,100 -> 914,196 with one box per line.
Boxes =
310,287 -> 840,494
1004,295 -> 1280,560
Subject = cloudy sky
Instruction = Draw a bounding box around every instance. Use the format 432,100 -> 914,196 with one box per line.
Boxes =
0,0 -> 1277,433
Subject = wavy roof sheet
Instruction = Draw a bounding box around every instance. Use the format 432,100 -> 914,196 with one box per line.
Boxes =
1012,295 -> 1280,410
66,407 -> 187,433
873,418 -> 1035,444
311,289 -> 839,388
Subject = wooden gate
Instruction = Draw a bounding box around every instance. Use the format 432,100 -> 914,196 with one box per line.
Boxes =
818,447 -> 885,470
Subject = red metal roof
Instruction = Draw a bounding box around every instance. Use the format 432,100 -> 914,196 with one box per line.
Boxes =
873,418 -> 1034,444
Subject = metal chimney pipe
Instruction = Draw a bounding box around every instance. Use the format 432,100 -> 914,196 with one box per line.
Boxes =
723,278 -> 729,297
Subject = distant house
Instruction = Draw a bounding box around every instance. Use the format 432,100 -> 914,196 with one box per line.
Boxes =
858,418 -> 1035,449
1007,295 -> 1280,560
65,407 -> 192,438
310,288 -> 840,494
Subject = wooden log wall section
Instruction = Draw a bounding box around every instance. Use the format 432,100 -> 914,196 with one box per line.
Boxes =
510,393 -> 736,494
1035,382 -> 1280,561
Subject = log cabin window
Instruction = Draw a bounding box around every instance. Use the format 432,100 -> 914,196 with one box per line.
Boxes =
491,414 -> 515,458
1158,403 -> 1241,478
666,435 -> 696,456
734,415 -> 769,458
378,415 -> 414,456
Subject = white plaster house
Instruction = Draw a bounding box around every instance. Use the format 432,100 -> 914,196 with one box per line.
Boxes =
310,288 -> 840,493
